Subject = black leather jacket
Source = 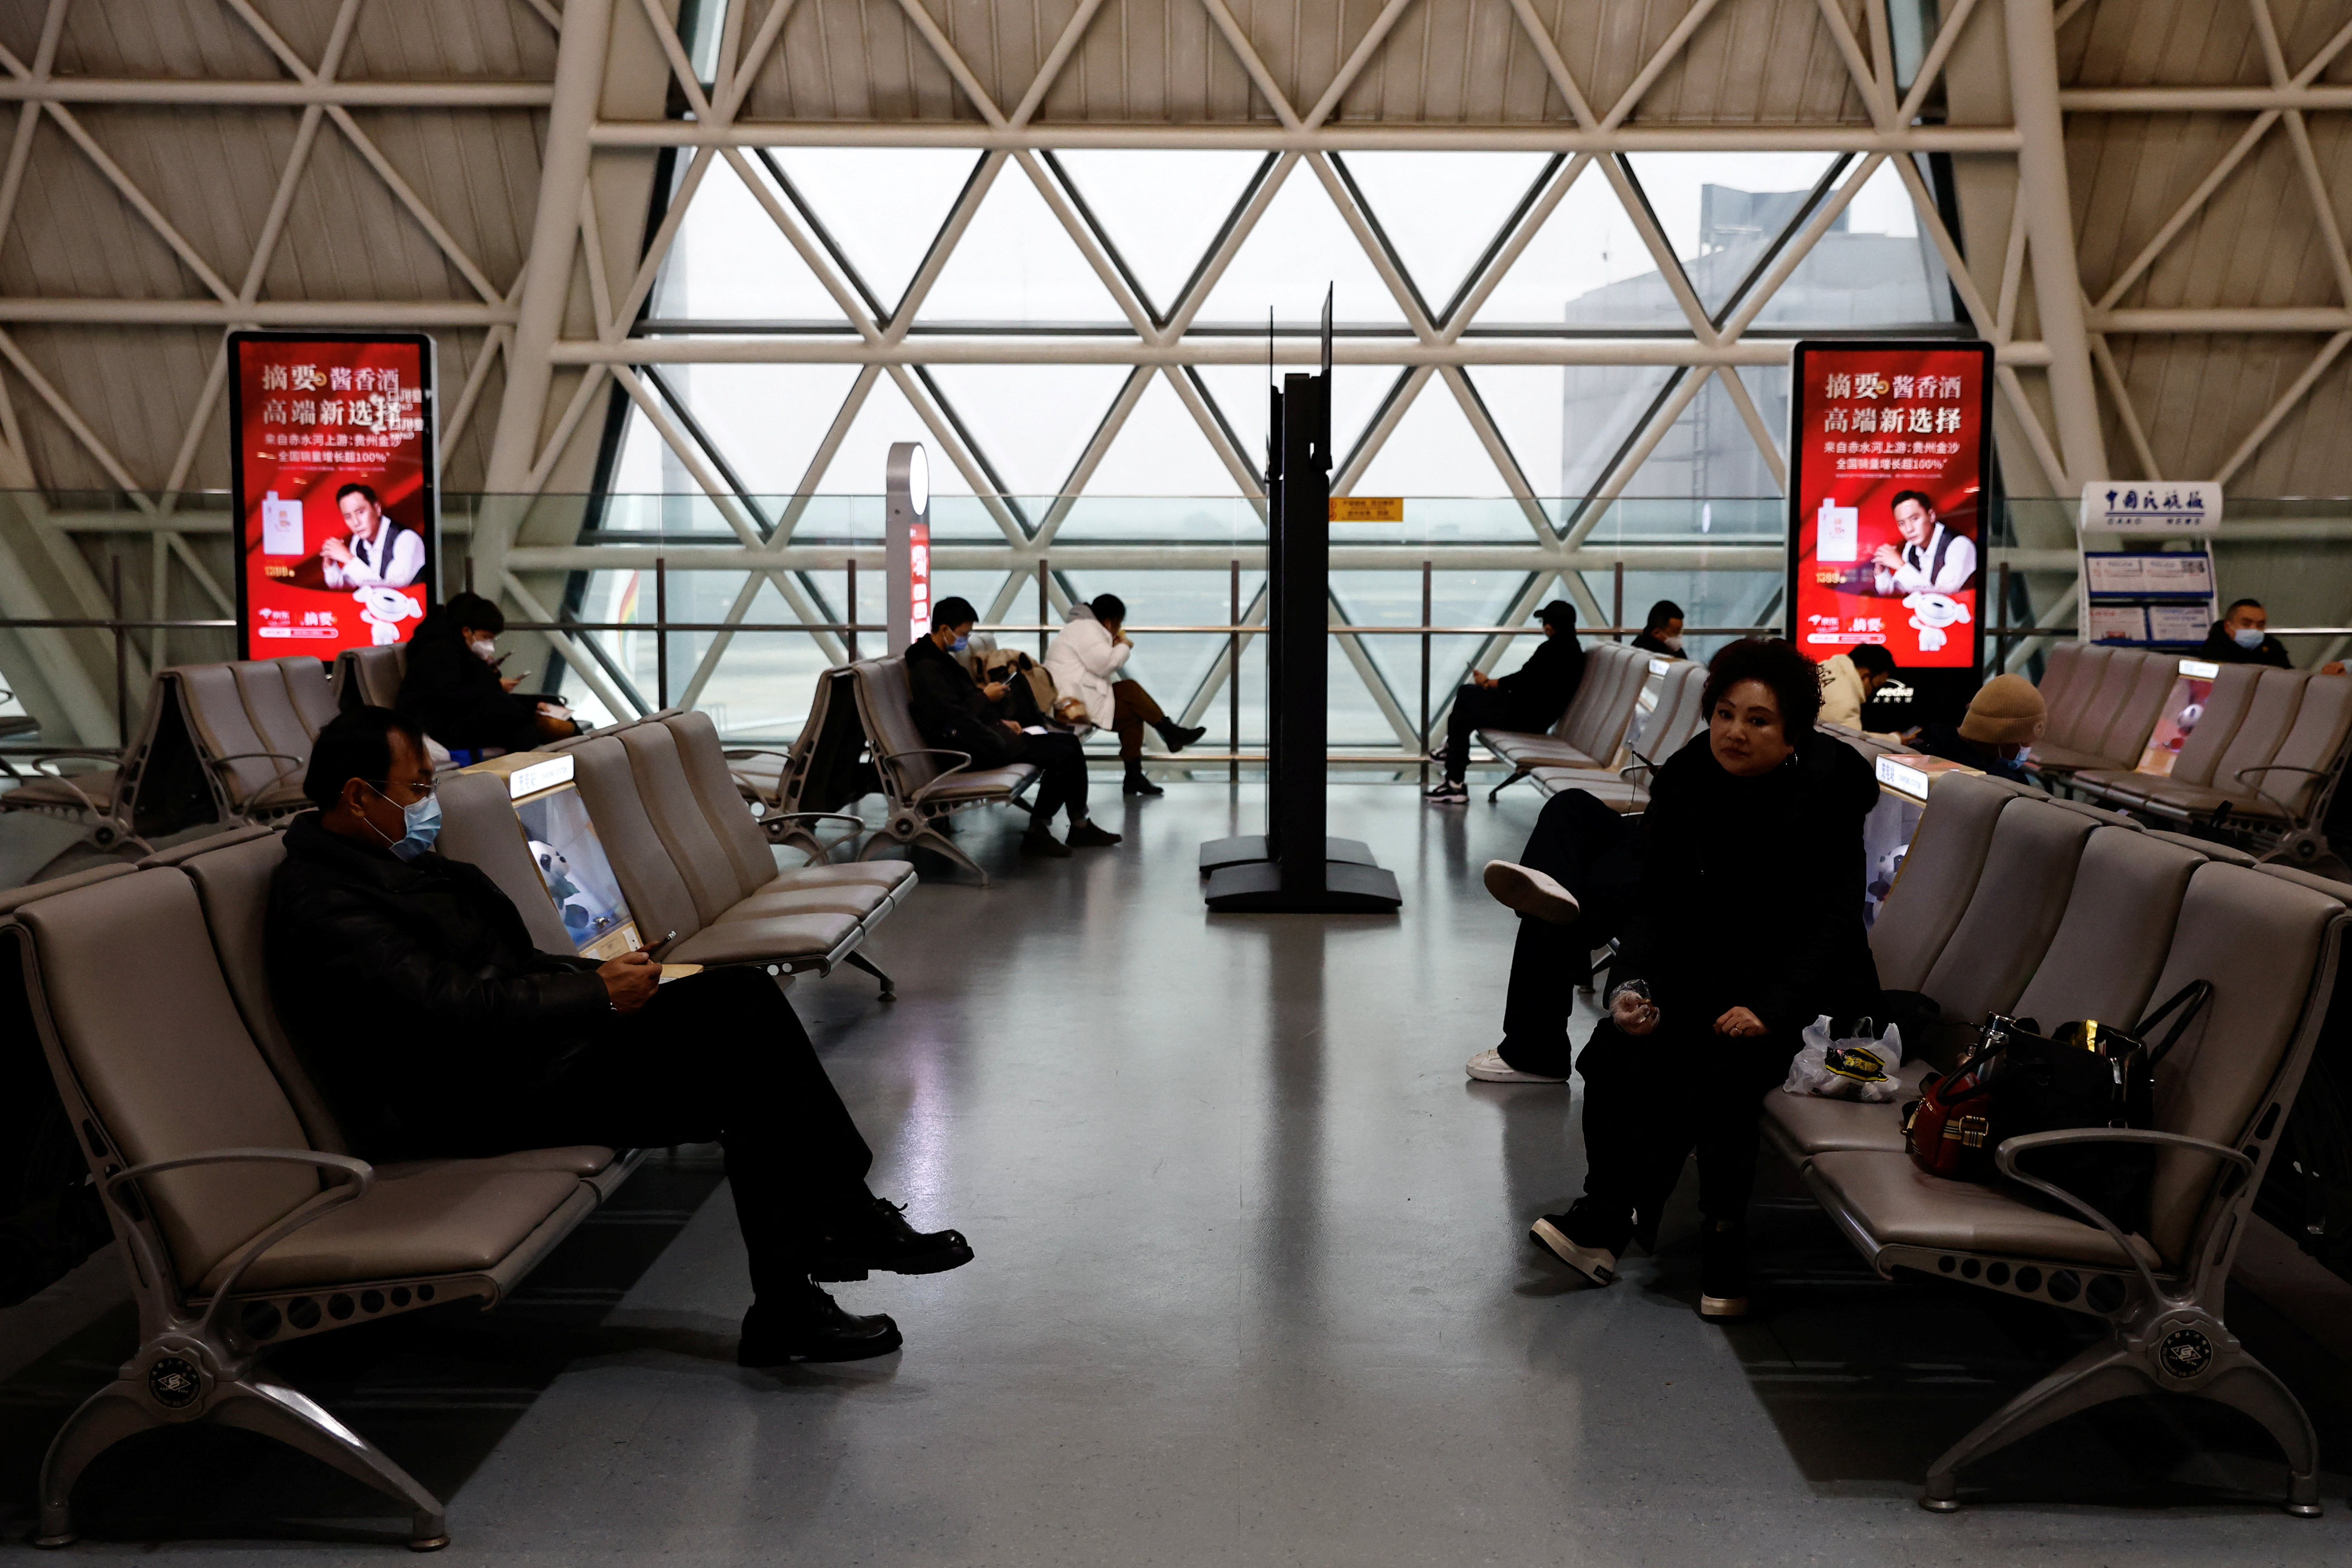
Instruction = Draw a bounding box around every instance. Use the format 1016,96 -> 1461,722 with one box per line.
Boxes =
905,634 -> 1018,768
397,613 -> 540,749
267,810 -> 608,1154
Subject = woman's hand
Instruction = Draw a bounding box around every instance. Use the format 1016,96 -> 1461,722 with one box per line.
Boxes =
981,680 -> 1010,700
1713,1006 -> 1766,1038
1611,989 -> 1659,1036
500,676 -> 521,692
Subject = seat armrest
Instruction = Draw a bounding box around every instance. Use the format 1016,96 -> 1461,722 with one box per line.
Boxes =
107,1147 -> 374,1333
877,746 -> 980,803
1995,1128 -> 2251,1303
2231,763 -> 2332,821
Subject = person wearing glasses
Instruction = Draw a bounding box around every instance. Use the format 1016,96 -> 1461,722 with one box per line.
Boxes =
267,707 -> 969,1366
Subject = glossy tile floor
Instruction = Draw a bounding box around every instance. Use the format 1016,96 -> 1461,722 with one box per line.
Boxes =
9,782 -> 2352,1563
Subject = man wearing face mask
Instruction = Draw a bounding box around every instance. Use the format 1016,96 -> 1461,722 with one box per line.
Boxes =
1630,600 -> 1686,658
397,591 -> 578,755
267,707 -> 969,1363
2199,597 -> 2294,669
906,596 -> 1118,858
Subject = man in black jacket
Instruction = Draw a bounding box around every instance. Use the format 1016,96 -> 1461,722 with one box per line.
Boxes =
2198,597 -> 2295,669
267,707 -> 969,1365
907,597 -> 1119,859
1427,600 -> 1586,803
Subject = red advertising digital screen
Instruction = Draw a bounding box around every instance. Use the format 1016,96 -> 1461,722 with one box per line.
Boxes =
228,332 -> 436,661
1787,340 -> 1994,670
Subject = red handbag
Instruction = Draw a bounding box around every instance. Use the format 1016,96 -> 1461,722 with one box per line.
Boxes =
1902,1052 -> 1999,1182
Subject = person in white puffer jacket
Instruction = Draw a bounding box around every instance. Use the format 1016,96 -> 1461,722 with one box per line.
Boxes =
1044,595 -> 1206,796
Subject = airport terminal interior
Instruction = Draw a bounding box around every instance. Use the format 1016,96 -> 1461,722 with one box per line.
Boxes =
13,0 -> 2352,1561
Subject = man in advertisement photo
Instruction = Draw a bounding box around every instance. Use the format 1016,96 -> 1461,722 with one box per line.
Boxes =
321,481 -> 425,590
1870,489 -> 1977,597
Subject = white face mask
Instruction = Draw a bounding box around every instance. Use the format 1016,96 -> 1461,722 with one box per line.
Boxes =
2232,626 -> 2265,651
1660,635 -> 1684,653
468,636 -> 497,660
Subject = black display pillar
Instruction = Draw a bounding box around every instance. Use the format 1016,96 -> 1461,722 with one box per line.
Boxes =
1201,300 -> 1402,914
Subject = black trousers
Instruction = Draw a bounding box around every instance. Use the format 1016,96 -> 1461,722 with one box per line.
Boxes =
1577,1016 -> 1791,1227
507,966 -> 874,1298
1007,728 -> 1090,828
1444,685 -> 1545,779
1496,788 -> 1646,1076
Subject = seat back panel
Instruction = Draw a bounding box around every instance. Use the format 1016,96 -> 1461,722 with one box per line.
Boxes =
232,660 -> 314,775
568,735 -> 704,944
17,870 -> 317,1288
2167,662 -> 2261,787
2143,864 -> 2343,1262
856,659 -> 942,797
2101,651 -> 2185,763
2257,674 -> 2352,817
665,710 -> 777,896
438,770 -> 578,954
1870,772 -> 2030,991
271,656 -> 340,738
2009,827 -> 2203,1031
2046,644 -> 2116,751
1919,798 -> 2099,1028
177,664 -> 291,806
619,724 -> 745,925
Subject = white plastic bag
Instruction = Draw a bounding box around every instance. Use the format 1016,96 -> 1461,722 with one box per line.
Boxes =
1780,1013 -> 1903,1103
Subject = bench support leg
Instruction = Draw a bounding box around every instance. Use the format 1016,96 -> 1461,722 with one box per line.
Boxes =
37,1363 -> 450,1551
213,1370 -> 450,1548
1923,1321 -> 2322,1516
1922,1338 -> 2142,1510
1486,768 -> 1530,804
864,810 -> 992,887
842,948 -> 896,1001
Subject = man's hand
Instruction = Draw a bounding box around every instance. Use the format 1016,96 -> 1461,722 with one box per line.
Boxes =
320,537 -> 351,565
2326,661 -> 2346,677
981,680 -> 1010,700
1471,670 -> 1496,689
1002,719 -> 1023,733
1714,1005 -> 1766,1038
1611,989 -> 1659,1036
1871,543 -> 1901,569
597,950 -> 660,1015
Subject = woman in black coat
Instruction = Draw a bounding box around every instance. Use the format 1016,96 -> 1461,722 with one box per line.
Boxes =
1525,639 -> 1880,1318
396,590 -> 577,755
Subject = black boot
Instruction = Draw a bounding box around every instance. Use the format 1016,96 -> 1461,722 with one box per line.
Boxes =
1699,1219 -> 1749,1320
1123,761 -> 1164,796
737,1278 -> 902,1365
1153,718 -> 1207,754
808,1196 -> 975,1282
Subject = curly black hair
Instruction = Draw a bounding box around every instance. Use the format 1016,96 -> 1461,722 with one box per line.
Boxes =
1700,637 -> 1822,733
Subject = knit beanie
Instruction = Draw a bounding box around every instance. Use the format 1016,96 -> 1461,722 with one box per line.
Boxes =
1959,672 -> 2046,746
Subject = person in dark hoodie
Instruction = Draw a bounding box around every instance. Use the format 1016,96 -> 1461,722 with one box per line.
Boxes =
396,591 -> 576,755
1426,600 -> 1587,803
907,596 -> 1119,859
268,707 -> 970,1365
1509,639 -> 1880,1320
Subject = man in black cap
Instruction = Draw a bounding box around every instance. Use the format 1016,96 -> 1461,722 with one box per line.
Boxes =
1427,600 -> 1585,804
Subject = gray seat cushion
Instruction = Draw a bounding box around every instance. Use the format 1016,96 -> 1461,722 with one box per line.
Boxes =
1808,1150 -> 2158,1269
1761,1062 -> 1934,1158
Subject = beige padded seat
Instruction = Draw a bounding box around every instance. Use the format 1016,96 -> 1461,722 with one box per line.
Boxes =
270,655 -> 340,737
2035,640 -> 2085,718
2026,644 -> 2119,768
1867,772 -> 2036,992
619,723 -> 893,923
850,657 -> 1037,884
1762,1061 -> 1934,1160
2144,830 -> 2257,865
1807,1150 -> 2159,1268
2095,650 -> 2182,767
0,765 -> 122,814
233,660 -> 316,782
1525,662 -> 1708,810
662,710 -> 913,910
0,862 -> 136,914
435,770 -> 580,954
2076,662 -> 2278,813
569,735 -> 859,967
1914,798 -> 2100,1038
336,644 -> 407,711
176,664 -> 309,818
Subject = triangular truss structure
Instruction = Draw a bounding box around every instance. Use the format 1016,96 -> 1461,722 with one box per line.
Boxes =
3,0 -> 2351,737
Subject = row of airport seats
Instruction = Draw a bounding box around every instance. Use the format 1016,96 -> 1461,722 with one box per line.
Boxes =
754,658 -> 1043,886
1,829 -> 641,1548
0,655 -> 341,851
1520,657 -> 1710,811
446,710 -> 915,990
6,704 -> 920,1546
1761,768 -> 2347,1512
1477,643 -> 1672,803
2028,643 -> 2352,862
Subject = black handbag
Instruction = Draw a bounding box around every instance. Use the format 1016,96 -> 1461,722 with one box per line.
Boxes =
1917,980 -> 2212,1233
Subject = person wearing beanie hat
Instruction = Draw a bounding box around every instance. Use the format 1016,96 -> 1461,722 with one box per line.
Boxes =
1916,672 -> 2046,783
1427,600 -> 1585,802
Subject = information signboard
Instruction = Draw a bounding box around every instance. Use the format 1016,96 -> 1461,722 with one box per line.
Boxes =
227,332 -> 436,661
1787,340 -> 1995,671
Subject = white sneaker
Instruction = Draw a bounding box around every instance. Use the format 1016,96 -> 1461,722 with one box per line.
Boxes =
1482,860 -> 1581,925
1464,1048 -> 1566,1084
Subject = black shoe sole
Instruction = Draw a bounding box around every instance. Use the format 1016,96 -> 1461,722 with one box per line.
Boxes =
738,1323 -> 904,1365
1123,781 -> 1165,796
809,1241 -> 975,1283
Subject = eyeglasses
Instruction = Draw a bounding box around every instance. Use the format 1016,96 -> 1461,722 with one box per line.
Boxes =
365,778 -> 436,804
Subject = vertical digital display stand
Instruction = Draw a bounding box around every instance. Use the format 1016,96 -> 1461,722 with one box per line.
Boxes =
1201,294 -> 1402,914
